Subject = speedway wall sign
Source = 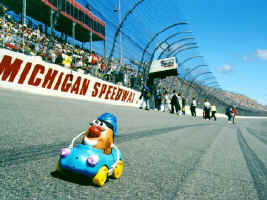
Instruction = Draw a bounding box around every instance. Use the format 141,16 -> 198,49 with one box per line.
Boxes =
0,49 -> 140,107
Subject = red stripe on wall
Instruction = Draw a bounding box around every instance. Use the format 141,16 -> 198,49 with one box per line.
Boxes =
60,11 -> 105,40
41,0 -> 58,11
41,0 -> 105,40
65,0 -> 105,26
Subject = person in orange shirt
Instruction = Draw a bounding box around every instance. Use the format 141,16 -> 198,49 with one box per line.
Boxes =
232,106 -> 237,124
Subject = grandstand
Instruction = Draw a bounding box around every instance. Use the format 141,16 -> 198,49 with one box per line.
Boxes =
1,0 -> 105,41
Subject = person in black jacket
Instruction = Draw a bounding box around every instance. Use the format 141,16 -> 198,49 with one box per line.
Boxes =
154,85 -> 162,111
139,85 -> 151,110
182,95 -> 186,115
0,4 -> 7,17
55,49 -> 63,66
170,90 -> 179,114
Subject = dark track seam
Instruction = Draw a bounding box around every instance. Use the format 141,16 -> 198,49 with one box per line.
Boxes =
247,128 -> 267,147
171,125 -> 224,200
260,121 -> 267,128
117,123 -> 211,143
237,127 -> 267,200
0,123 -> 211,168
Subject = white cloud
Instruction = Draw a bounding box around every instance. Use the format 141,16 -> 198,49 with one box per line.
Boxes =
217,64 -> 232,73
256,49 -> 267,61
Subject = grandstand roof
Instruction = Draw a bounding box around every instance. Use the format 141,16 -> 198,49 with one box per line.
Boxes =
2,0 -> 105,42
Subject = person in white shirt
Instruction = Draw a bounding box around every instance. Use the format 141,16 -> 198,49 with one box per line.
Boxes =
177,93 -> 182,115
162,90 -> 169,112
190,97 -> 197,117
203,98 -> 211,120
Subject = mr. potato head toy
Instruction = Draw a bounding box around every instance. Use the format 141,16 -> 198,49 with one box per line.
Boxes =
81,113 -> 118,154
58,113 -> 123,186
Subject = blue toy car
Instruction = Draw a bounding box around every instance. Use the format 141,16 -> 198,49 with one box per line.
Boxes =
56,135 -> 123,187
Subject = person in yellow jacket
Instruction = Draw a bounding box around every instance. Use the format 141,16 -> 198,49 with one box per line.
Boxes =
211,104 -> 217,121
62,53 -> 72,69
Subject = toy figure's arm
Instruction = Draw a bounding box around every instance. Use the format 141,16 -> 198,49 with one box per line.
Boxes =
68,131 -> 85,148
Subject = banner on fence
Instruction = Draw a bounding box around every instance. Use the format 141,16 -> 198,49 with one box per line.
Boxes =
149,57 -> 178,78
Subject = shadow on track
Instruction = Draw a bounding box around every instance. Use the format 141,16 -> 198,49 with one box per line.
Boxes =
50,171 -> 98,186
0,123 -> 211,168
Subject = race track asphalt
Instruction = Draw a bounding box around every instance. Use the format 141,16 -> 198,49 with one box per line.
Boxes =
0,88 -> 267,200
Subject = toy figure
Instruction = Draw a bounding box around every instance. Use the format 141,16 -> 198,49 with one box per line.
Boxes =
82,113 -> 117,154
56,113 -> 123,187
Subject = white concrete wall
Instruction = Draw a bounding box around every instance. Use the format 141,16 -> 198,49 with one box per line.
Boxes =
0,49 -> 141,107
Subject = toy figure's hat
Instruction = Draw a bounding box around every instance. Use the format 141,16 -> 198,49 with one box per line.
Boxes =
97,113 -> 117,136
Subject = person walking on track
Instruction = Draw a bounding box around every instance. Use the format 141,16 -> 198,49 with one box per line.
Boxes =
190,97 -> 197,117
170,90 -> 179,114
232,106 -> 237,124
211,104 -> 217,121
203,98 -> 211,120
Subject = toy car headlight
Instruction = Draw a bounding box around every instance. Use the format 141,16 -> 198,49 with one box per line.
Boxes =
87,155 -> 99,166
60,148 -> 71,157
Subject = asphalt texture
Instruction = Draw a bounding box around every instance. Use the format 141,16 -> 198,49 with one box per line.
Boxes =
0,88 -> 267,200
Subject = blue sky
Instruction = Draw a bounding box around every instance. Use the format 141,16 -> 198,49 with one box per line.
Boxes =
178,0 -> 267,105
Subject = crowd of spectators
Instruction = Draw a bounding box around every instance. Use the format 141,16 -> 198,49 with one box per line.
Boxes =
138,77 -> 223,121
0,4 -> 142,89
139,83 -> 187,114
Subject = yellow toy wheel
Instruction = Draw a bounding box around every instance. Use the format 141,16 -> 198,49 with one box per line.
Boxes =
112,160 -> 124,179
56,160 -> 64,174
92,166 -> 108,187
